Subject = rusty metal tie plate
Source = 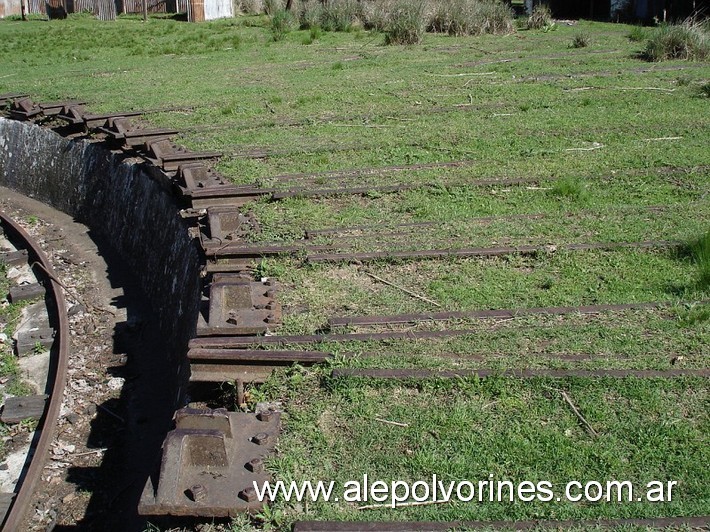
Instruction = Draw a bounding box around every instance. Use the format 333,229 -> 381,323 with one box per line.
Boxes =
200,206 -> 260,247
197,276 -> 281,336
176,165 -> 269,207
139,408 -> 280,517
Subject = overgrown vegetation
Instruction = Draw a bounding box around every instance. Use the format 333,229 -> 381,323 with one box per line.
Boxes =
571,31 -> 590,48
548,176 -> 587,201
1,16 -> 708,528
384,0 -> 426,44
688,230 -> 710,289
295,0 -> 514,40
270,8 -> 296,40
297,0 -> 362,32
428,0 -> 514,36
527,3 -> 552,30
627,24 -> 648,42
645,18 -> 710,61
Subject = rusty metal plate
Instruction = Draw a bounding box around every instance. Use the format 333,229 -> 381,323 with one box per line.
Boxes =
145,139 -> 221,172
139,408 -> 280,517
197,276 -> 281,336
9,98 -> 42,120
83,111 -> 143,129
39,101 -> 86,117
176,165 -> 269,207
55,105 -> 86,126
200,207 -> 260,247
0,94 -> 29,109
123,128 -> 179,147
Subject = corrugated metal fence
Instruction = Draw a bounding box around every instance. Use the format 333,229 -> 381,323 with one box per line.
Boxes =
3,0 -> 188,18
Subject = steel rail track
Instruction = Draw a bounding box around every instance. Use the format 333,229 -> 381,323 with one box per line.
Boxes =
0,212 -> 69,532
328,301 -> 670,327
307,239 -> 678,263
4,92 -> 709,529
331,368 -> 710,379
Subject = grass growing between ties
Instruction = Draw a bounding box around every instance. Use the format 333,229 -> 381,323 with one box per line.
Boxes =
256,371 -> 709,524
2,12 -> 709,530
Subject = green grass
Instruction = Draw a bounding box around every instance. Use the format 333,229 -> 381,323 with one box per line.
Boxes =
688,230 -> 710,289
627,25 -> 648,42
1,15 -> 709,529
258,371 -> 709,523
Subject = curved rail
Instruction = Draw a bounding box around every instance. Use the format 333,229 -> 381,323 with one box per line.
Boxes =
0,211 -> 70,532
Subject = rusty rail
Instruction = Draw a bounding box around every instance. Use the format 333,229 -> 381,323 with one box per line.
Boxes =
307,240 -> 678,263
331,368 -> 710,379
0,212 -> 69,531
328,301 -> 668,327
3,92 -> 708,528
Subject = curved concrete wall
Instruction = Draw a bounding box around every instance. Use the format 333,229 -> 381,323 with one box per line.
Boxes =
0,117 -> 202,402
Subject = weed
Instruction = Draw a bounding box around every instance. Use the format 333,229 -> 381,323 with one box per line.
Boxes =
332,61 -> 344,70
687,230 -> 710,289
254,259 -> 287,279
700,82 -> 710,97
299,24 -> 324,45
644,18 -> 710,61
628,24 -> 648,42
239,0 -> 264,15
362,0 -> 391,31
270,9 -> 296,41
676,304 -> 710,326
527,3 -> 552,30
384,0 -> 426,45
263,0 -> 282,16
320,0 -> 361,32
428,0 -> 514,36
675,75 -> 691,86
299,0 -> 323,29
549,176 -> 587,201
571,32 -> 590,48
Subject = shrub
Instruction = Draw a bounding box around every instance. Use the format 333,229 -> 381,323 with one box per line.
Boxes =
571,32 -> 590,48
263,0 -> 282,15
271,8 -> 296,40
644,18 -> 710,61
362,0 -> 392,31
240,0 -> 263,14
321,0 -> 362,32
627,24 -> 648,42
299,0 -> 324,29
527,3 -> 552,30
427,0 -> 514,37
385,0 -> 426,44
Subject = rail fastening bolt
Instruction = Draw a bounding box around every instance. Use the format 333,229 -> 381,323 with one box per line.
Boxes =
239,487 -> 258,502
253,432 -> 270,445
246,458 -> 264,473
